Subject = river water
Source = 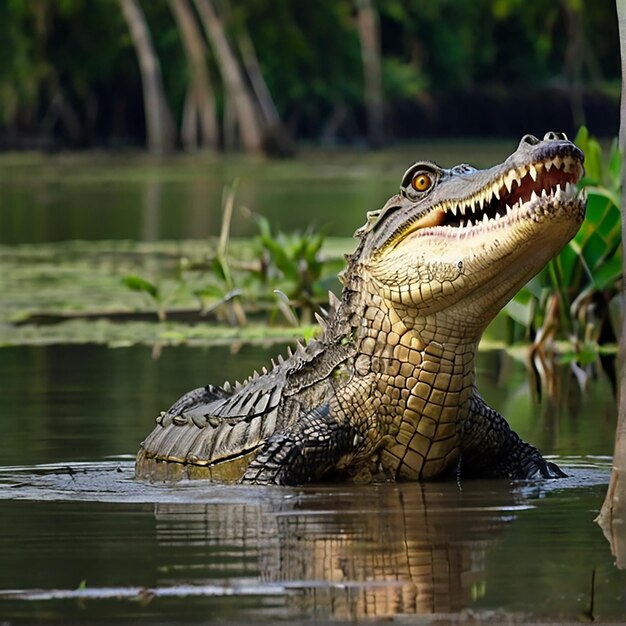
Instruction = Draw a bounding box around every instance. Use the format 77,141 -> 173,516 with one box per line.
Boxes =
0,146 -> 624,622
0,344 -> 624,623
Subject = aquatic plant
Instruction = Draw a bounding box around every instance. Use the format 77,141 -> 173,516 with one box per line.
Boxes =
194,181 -> 247,326
254,215 -> 328,324
120,275 -> 187,323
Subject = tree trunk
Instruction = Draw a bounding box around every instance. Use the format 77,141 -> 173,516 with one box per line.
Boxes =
237,28 -> 294,156
193,0 -> 263,154
223,89 -> 237,151
596,0 -> 626,569
561,0 -> 586,128
356,0 -> 384,148
168,0 -> 218,150
181,86 -> 199,150
119,0 -> 175,154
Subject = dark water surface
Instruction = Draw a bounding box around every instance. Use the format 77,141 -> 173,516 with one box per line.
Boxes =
0,344 -> 624,623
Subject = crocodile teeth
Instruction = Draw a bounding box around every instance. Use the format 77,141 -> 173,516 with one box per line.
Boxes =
530,190 -> 538,202
529,164 -> 537,181
555,183 -> 565,200
504,170 -> 519,193
482,212 -> 489,224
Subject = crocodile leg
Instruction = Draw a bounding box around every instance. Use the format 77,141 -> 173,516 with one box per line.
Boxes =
240,404 -> 360,485
457,391 -> 567,480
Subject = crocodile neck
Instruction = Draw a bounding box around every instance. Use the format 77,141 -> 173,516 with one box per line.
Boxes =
319,260 -> 478,480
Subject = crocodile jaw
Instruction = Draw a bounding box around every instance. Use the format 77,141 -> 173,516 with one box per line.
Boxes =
366,141 -> 586,334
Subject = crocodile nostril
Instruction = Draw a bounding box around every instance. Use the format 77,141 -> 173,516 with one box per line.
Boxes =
543,131 -> 568,141
520,134 -> 540,146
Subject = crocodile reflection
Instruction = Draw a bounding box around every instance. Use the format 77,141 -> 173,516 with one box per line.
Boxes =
151,481 -> 521,619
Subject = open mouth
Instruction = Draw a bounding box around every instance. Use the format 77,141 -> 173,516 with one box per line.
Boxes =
420,149 -> 585,231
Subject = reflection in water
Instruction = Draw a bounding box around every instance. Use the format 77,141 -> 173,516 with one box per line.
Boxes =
0,344 -> 622,621
153,482 -> 516,620
0,461 -> 622,621
141,179 -> 162,242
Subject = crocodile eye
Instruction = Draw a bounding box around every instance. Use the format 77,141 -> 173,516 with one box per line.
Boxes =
412,172 -> 433,192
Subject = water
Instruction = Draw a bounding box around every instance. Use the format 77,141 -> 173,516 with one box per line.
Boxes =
0,142 -> 514,245
1,145 -> 624,621
0,344 -> 624,623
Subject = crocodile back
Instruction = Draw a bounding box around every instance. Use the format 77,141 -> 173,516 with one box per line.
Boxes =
136,381 -> 285,482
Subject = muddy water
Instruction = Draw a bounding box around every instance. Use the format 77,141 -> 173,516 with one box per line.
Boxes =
0,344 -> 624,622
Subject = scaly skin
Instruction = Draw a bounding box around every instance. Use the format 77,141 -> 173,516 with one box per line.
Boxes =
136,132 -> 586,485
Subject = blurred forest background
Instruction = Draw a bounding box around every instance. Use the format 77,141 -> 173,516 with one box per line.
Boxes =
0,0 -> 620,155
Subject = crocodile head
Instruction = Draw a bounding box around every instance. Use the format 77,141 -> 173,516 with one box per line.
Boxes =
355,132 -> 586,339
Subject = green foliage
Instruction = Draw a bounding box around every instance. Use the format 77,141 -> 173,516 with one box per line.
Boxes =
119,180 -> 333,328
0,1 -> 619,144
255,215 -> 326,323
121,274 -> 188,322
503,127 -> 621,357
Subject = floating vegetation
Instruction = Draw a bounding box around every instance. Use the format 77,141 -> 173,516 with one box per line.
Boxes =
0,237 -> 349,347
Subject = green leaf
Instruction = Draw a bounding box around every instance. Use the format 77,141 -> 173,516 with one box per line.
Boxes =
211,257 -> 227,283
574,125 -> 588,149
585,186 -> 620,216
581,231 -> 610,272
121,275 -> 158,300
256,215 -> 272,241
584,136 -> 604,183
555,243 -> 579,286
593,255 -> 622,291
194,285 -> 227,300
505,290 -> 535,328
608,138 -> 622,188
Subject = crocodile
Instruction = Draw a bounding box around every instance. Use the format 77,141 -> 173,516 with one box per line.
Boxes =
136,131 -> 586,485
